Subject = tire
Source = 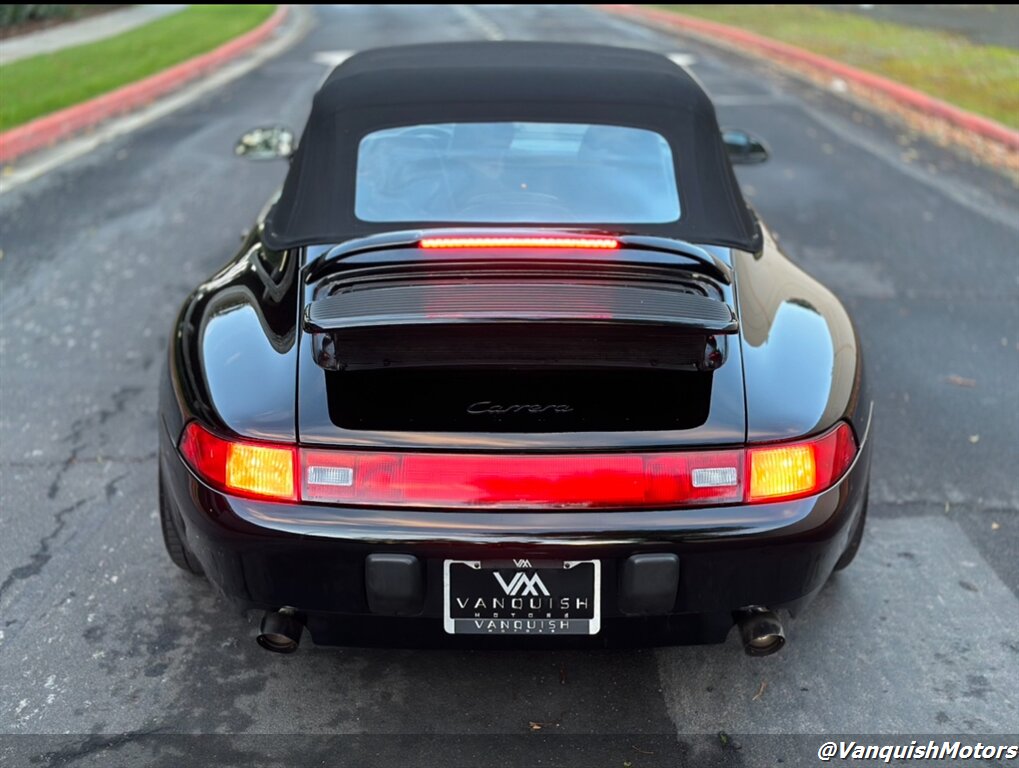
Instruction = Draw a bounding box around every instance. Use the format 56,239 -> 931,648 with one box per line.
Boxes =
834,493 -> 868,572
159,471 -> 205,577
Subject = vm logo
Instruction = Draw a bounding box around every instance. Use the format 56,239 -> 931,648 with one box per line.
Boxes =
494,571 -> 550,597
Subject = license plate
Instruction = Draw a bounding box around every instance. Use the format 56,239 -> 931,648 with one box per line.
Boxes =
443,559 -> 600,635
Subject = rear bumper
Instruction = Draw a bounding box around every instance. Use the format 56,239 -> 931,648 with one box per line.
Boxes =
159,418 -> 871,647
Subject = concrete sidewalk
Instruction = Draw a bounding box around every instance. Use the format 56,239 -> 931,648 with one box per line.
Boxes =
0,5 -> 187,66
0,6 -> 291,165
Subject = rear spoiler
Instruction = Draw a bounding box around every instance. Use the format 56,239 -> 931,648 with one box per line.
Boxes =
305,229 -> 733,285
306,281 -> 736,334
304,230 -> 737,373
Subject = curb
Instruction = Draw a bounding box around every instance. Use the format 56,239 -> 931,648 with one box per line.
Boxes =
0,5 -> 290,164
600,4 -> 1019,153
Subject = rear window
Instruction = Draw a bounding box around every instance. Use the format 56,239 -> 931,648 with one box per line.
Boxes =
355,122 -> 680,224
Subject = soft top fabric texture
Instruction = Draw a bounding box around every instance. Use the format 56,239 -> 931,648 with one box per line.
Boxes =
263,42 -> 760,252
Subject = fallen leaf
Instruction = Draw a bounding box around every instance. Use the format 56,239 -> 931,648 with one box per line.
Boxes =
753,680 -> 768,701
632,745 -> 654,755
946,375 -> 976,388
529,721 -> 542,731
991,522 -> 1000,531
969,435 -> 980,444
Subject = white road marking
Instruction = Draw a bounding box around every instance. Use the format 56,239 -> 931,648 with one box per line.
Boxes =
667,52 -> 698,68
453,4 -> 505,41
584,8 -> 663,42
710,94 -> 797,106
313,50 -> 356,86
313,50 -> 356,68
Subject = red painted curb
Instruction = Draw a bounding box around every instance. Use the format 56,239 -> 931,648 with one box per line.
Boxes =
0,5 -> 290,164
601,4 -> 1019,152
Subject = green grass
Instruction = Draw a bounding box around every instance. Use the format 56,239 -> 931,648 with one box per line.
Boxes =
661,5 -> 1019,129
0,5 -> 275,132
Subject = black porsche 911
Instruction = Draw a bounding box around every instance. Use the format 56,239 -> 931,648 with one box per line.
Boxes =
158,42 -> 871,655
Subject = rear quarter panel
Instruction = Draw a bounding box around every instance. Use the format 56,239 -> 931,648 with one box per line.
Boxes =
160,232 -> 300,444
735,225 -> 869,442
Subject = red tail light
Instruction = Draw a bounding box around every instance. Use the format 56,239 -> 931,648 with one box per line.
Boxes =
419,236 -> 619,250
179,423 -> 297,501
301,449 -> 744,509
178,422 -> 855,508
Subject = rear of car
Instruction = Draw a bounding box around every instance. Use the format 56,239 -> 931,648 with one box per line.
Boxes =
157,43 -> 871,654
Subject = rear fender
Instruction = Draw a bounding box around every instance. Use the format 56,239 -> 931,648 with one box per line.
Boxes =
734,226 -> 868,441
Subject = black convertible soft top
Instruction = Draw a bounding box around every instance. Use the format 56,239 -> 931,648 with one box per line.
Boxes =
263,42 -> 761,253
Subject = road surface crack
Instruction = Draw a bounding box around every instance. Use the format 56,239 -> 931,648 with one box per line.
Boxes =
0,497 -> 90,603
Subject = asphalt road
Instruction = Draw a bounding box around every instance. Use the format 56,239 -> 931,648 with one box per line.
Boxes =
1,5 -> 1017,767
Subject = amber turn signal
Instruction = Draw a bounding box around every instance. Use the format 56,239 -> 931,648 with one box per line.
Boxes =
179,422 -> 296,501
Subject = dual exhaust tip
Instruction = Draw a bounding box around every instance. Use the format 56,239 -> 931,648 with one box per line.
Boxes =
256,606 -> 786,656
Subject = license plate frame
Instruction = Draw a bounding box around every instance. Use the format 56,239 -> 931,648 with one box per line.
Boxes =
443,559 -> 601,636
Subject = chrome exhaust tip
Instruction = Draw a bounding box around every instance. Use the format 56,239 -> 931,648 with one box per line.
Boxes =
736,608 -> 786,657
256,607 -> 304,654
